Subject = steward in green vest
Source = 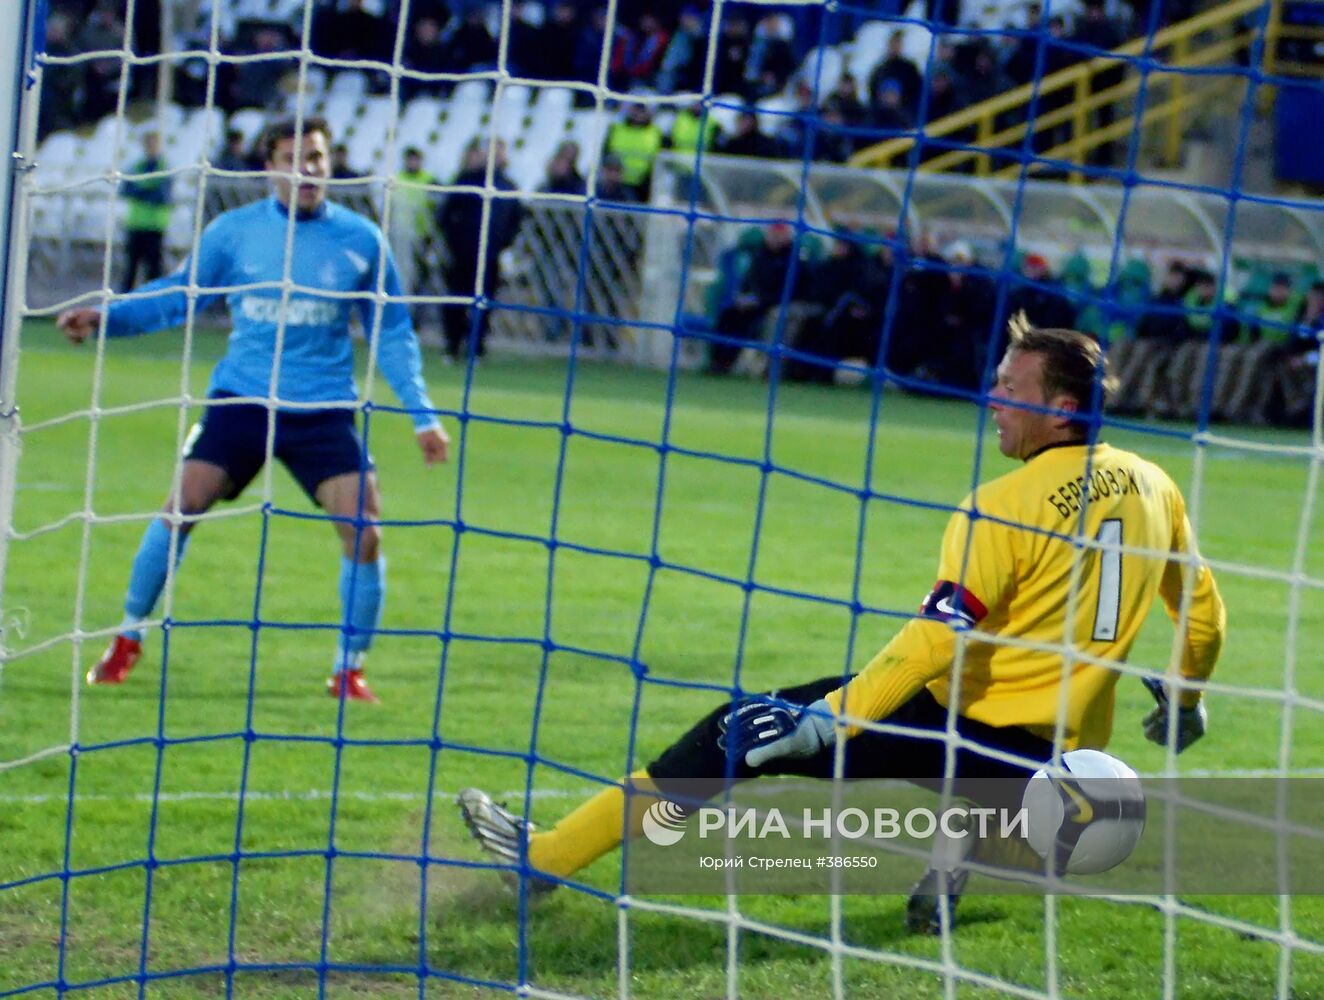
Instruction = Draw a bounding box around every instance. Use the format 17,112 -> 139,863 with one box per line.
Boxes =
669,100 -> 720,154
119,131 -> 172,293
606,103 -> 664,199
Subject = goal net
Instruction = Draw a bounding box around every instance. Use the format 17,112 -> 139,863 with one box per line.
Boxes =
2,0 -> 1323,996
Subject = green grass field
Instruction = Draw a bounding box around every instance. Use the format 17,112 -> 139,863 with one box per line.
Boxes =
2,323 -> 1323,999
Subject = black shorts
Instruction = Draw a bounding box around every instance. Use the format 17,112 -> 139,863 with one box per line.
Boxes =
182,392 -> 374,505
649,678 -> 1057,810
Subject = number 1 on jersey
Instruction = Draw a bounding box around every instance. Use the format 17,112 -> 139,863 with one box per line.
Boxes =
1093,519 -> 1123,641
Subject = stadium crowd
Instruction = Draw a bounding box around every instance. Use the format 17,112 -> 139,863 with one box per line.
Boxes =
698,227 -> 1322,428
42,0 -> 1174,146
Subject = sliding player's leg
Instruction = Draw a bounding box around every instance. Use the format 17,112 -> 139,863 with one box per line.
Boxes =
458,677 -> 847,889
88,395 -> 270,685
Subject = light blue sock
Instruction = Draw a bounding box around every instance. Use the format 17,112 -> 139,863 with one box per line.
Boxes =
121,518 -> 190,642
336,555 -> 385,673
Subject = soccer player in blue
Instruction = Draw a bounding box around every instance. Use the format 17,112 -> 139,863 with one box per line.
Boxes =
57,117 -> 449,703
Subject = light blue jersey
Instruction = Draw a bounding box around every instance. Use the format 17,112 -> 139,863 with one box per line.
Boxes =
105,196 -> 439,430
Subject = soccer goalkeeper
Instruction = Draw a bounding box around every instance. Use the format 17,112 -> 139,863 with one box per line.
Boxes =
57,117 -> 449,703
459,318 -> 1225,927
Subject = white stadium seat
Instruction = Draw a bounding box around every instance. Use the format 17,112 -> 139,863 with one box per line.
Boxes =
707,94 -> 743,137
848,20 -> 893,83
755,96 -> 794,136
401,96 -> 444,135
793,45 -> 845,100
321,93 -> 361,130
229,108 -> 267,149
530,87 -> 572,136
496,84 -> 533,118
328,70 -> 368,100
451,79 -> 492,108
508,142 -> 549,192
37,131 -> 79,167
568,110 -> 611,173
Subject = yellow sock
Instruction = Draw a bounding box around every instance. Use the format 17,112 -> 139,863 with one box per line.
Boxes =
528,770 -> 663,879
971,833 -> 1047,876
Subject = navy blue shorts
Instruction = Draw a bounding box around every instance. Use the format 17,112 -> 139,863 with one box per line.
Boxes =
182,392 -> 374,505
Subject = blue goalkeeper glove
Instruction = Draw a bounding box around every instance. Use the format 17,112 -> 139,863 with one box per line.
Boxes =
1141,676 -> 1207,753
719,697 -> 836,769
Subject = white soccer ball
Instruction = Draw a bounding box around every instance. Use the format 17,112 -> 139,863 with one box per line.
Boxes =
1022,749 -> 1145,876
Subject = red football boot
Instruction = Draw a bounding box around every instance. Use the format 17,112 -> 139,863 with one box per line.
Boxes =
327,668 -> 379,703
86,635 -> 142,685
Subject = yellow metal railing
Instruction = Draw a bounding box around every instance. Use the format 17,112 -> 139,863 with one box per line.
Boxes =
1267,0 -> 1324,78
849,0 -> 1277,181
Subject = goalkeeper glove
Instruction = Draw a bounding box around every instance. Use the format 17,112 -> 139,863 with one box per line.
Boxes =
1141,676 -> 1207,753
719,697 -> 836,769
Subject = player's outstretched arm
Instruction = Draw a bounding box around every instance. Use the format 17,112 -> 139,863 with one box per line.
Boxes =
416,425 -> 450,465
57,307 -> 101,344
61,220 -> 228,343
1146,495 -> 1225,752
719,697 -> 836,768
367,240 -> 448,456
1141,676 -> 1207,753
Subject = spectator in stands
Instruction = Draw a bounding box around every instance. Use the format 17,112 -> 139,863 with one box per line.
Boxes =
774,81 -> 817,156
215,129 -> 258,172
1005,2 -> 1047,86
1218,272 -> 1302,423
1009,253 -> 1076,329
594,153 -> 639,203
920,241 -> 994,390
38,14 -> 82,139
540,2 -> 582,82
668,100 -> 721,155
713,14 -> 752,98
78,2 -> 126,122
1159,269 -> 1225,419
402,16 -> 449,101
230,28 -> 295,111
624,13 -> 670,86
437,140 -> 523,360
1111,260 -> 1190,416
919,70 -> 961,127
962,45 -> 1011,107
789,236 -> 894,382
656,6 -> 707,95
313,0 -> 388,66
869,30 -> 923,116
1072,0 -> 1125,166
575,7 -> 632,88
718,111 -> 782,159
395,147 -> 439,326
450,5 -> 500,73
709,222 -> 798,376
507,2 -> 546,79
823,73 -> 869,150
1006,14 -> 1080,158
745,14 -> 796,100
1274,281 -> 1324,425
331,143 -> 364,180
540,141 -> 587,196
871,80 -> 914,139
813,107 -> 857,164
127,0 -> 162,100
118,131 -> 171,294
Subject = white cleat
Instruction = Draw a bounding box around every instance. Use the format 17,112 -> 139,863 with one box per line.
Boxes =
456,787 -> 558,896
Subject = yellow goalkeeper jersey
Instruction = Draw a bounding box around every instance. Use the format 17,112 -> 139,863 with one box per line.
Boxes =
825,441 -> 1225,749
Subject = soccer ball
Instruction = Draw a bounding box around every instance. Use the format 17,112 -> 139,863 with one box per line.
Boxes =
1022,749 -> 1146,876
